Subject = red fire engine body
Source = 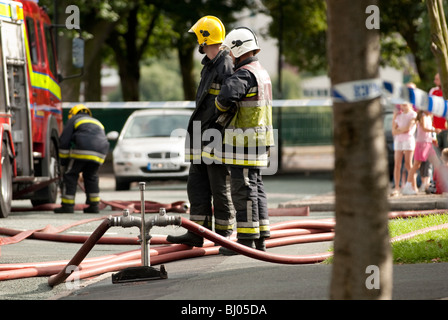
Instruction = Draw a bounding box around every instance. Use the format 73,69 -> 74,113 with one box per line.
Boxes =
0,0 -> 78,218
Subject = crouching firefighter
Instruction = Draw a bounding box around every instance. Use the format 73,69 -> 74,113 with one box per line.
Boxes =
54,104 -> 110,214
214,27 -> 275,255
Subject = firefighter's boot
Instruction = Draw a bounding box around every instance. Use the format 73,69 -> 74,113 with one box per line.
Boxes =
54,204 -> 74,214
254,237 -> 266,251
83,203 -> 100,214
166,231 -> 204,247
219,239 -> 254,256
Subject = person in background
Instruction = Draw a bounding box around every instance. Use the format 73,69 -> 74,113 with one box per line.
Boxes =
54,104 -> 109,214
429,73 -> 447,151
426,148 -> 448,194
402,110 -> 438,195
391,102 -> 417,196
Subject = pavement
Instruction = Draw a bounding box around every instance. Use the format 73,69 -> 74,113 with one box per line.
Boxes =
280,191 -> 448,212
51,146 -> 448,304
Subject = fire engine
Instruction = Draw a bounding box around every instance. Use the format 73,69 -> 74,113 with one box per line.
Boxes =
0,0 -> 83,218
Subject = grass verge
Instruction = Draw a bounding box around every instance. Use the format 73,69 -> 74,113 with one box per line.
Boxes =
323,213 -> 448,264
389,213 -> 448,264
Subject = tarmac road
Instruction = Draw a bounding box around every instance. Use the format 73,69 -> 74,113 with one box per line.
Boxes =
0,172 -> 335,301
2,170 -> 448,306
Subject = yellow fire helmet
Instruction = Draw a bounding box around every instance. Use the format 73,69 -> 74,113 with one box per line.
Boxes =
68,104 -> 92,119
189,16 -> 225,47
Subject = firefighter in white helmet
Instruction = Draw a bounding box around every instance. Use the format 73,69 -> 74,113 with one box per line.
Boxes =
214,27 -> 274,254
166,16 -> 236,247
54,104 -> 109,214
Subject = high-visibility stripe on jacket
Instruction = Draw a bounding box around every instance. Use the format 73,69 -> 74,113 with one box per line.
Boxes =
213,58 -> 274,168
58,114 -> 109,166
185,50 -> 234,163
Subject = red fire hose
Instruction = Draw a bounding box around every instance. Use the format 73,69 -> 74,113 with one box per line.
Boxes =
1,207 -> 447,287
48,218 -> 112,287
50,229 -> 335,286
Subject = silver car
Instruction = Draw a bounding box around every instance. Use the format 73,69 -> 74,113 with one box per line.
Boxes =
108,109 -> 192,190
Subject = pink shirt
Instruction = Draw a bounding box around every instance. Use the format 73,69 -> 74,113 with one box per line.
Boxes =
394,110 -> 416,142
416,115 -> 433,143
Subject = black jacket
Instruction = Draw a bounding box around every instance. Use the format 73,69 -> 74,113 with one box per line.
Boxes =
215,56 -> 258,111
185,50 -> 234,161
58,113 -> 109,166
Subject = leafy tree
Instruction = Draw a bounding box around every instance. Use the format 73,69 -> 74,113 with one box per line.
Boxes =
261,0 -> 445,90
105,1 -> 172,101
261,0 -> 327,74
48,0 -> 257,101
426,0 -> 448,96
154,0 -> 256,100
41,0 -> 123,101
379,0 -> 437,89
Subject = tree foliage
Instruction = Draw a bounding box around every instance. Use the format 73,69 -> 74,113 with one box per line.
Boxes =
41,0 -> 447,101
261,0 -> 327,73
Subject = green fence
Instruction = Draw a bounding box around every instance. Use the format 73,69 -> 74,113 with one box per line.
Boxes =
274,106 -> 333,146
63,100 -> 334,147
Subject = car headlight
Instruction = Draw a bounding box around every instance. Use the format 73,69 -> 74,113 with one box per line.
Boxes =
121,151 -> 143,159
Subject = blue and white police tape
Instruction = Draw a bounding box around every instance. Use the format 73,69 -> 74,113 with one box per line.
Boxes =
383,80 -> 448,119
332,78 -> 448,119
332,78 -> 383,103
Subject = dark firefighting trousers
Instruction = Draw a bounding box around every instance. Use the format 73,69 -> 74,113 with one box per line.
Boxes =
60,159 -> 101,206
187,163 -> 235,237
228,167 -> 270,240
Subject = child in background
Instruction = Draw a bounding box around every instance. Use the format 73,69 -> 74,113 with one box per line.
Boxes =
391,103 -> 417,196
402,110 -> 438,195
426,148 -> 448,194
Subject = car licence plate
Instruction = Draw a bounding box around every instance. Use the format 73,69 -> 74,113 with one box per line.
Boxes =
147,162 -> 180,171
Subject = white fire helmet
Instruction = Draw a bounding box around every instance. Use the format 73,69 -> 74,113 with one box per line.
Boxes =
221,27 -> 260,58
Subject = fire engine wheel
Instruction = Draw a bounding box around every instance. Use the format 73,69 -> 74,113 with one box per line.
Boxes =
31,138 -> 60,206
0,141 -> 12,218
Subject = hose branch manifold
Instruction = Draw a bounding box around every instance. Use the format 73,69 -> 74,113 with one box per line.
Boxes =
48,182 -> 183,287
110,182 -> 182,283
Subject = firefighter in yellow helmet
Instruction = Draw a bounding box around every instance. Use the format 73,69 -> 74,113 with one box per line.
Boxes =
54,104 -> 109,214
167,16 -> 236,247
189,15 -> 226,53
68,104 -> 92,119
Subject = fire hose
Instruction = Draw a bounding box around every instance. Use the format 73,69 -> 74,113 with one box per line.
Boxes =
45,208 -> 336,287
1,181 -> 448,287
0,210 -> 446,286
0,206 -> 336,286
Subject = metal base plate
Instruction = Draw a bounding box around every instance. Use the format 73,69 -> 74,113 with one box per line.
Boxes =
112,265 -> 168,284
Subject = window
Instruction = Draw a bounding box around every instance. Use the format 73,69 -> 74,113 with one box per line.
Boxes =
44,25 -> 57,77
37,21 -> 45,66
25,18 -> 38,65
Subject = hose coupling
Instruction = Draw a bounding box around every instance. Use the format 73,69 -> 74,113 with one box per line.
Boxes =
149,208 -> 182,228
111,209 -> 142,229
111,208 -> 181,230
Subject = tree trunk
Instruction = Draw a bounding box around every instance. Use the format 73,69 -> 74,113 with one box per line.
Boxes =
177,42 -> 196,101
327,0 -> 393,299
55,0 -> 80,102
118,64 -> 140,101
83,49 -> 102,101
427,0 -> 448,99
56,1 -> 118,102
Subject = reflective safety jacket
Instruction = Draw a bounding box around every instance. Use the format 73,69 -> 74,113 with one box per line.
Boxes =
185,50 -> 234,162
213,57 -> 274,168
58,114 -> 110,166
